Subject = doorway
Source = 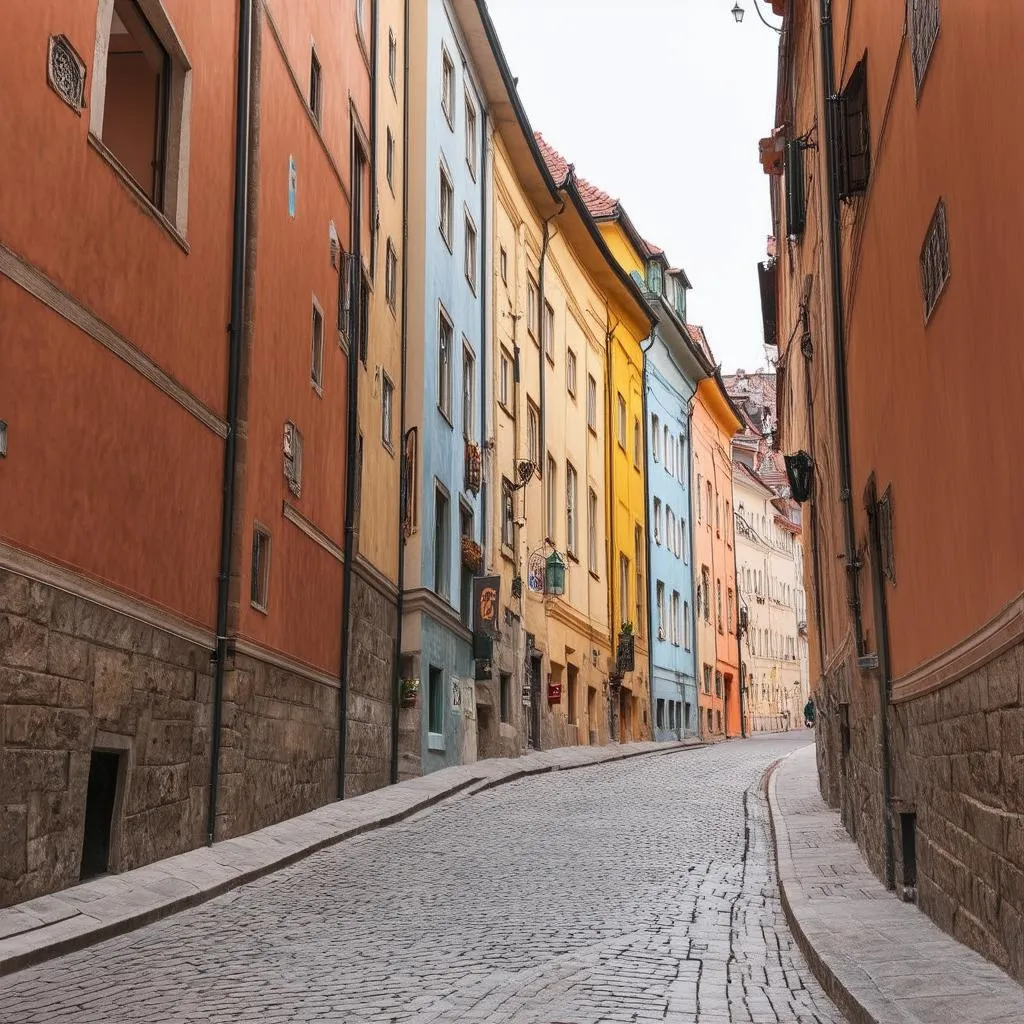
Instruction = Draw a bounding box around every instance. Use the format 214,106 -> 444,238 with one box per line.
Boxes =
80,750 -> 122,881
529,653 -> 542,750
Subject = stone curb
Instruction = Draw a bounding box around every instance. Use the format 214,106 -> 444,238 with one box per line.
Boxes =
764,753 -> 882,1024
0,739 -> 702,977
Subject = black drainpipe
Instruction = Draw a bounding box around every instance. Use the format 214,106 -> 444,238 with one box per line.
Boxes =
537,218 -> 555,478
478,109 -> 489,557
640,328 -> 655,739
208,0 -> 253,845
389,0 -> 411,786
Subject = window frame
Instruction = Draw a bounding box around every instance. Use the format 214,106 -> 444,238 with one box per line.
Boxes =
566,348 -> 577,398
388,29 -> 397,93
439,162 -> 454,248
543,300 -> 555,361
616,393 -> 627,449
499,347 -> 512,410
381,371 -> 395,452
385,239 -> 397,312
440,45 -> 455,126
386,127 -> 395,191
250,524 -> 271,613
566,462 -> 579,559
309,44 -> 322,125
464,209 -> 478,292
462,340 -> 475,441
527,400 -> 539,466
433,484 -> 451,598
587,374 -> 598,432
437,305 -> 454,421
465,93 -> 478,179
527,275 -> 539,340
310,296 -> 325,392
588,488 -> 599,574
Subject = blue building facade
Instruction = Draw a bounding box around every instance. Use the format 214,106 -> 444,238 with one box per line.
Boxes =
401,0 -> 489,774
642,257 -> 707,739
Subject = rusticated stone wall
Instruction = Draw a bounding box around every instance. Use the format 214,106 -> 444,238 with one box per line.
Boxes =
816,639 -> 1024,983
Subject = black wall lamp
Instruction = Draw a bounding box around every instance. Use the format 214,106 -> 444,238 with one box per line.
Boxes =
785,451 -> 814,503
731,2 -> 782,33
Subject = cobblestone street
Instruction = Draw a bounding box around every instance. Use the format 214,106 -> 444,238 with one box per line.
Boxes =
0,735 -> 843,1024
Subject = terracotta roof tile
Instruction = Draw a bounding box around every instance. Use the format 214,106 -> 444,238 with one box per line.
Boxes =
535,132 -> 618,219
685,323 -> 717,365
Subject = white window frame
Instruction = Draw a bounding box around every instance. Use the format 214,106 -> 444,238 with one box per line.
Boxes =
439,162 -> 454,248
527,275 -> 539,339
310,295 -> 325,392
462,340 -> 475,441
388,29 -> 397,93
543,301 -> 555,360
566,348 -> 577,398
250,524 -> 271,613
381,371 -> 394,451
441,45 -> 455,125
566,462 -> 578,558
385,239 -> 397,311
465,93 -> 478,179
587,374 -> 597,431
499,347 -> 511,409
588,488 -> 598,573
438,305 -> 453,419
464,210 -> 477,292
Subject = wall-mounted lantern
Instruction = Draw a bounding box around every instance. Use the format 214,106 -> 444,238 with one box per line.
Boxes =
784,451 -> 814,503
544,551 -> 566,596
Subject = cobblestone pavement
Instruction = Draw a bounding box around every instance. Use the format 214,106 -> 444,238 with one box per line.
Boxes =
0,734 -> 843,1024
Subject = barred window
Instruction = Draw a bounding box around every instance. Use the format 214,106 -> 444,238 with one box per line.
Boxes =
910,0 -> 940,95
920,199 -> 949,322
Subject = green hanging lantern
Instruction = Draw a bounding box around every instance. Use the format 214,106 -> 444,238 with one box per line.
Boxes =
544,551 -> 566,595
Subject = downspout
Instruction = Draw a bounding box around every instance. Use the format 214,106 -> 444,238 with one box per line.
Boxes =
819,0 -> 891,885
537,215 -> 557,480
733,520 -> 747,738
479,111 -> 489,559
390,0 -> 410,785
640,330 -> 655,739
686,392 -> 699,739
603,307 -> 617,739
208,0 -> 254,846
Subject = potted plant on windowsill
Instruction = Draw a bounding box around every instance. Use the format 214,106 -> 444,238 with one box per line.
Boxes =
461,536 -> 483,573
400,678 -> 419,708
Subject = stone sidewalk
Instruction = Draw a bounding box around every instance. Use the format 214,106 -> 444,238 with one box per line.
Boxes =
767,743 -> 1024,1023
0,738 -> 699,978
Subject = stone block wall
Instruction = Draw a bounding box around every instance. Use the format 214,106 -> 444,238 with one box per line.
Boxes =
893,642 -> 1024,982
343,568 -> 398,798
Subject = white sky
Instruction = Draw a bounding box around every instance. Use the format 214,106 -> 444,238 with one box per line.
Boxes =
484,0 -> 781,373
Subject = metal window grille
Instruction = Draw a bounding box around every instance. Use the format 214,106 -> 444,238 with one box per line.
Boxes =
879,485 -> 896,584
920,199 -> 949,322
910,0 -> 940,94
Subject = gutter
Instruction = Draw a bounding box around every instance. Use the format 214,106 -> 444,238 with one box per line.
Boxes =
640,331 -> 656,739
390,0 -> 411,785
208,0 -> 254,845
685,392 -> 699,739
479,109 -> 489,563
537,217 -> 554,485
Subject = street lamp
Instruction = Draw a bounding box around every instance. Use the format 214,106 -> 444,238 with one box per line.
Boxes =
731,1 -> 782,34
731,2 -> 745,22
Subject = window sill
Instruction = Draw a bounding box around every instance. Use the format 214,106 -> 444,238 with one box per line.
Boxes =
382,440 -> 395,458
589,569 -> 600,582
312,381 -> 324,397
250,600 -> 269,616
440,229 -> 453,253
501,543 -> 515,563
499,400 -> 514,420
588,425 -> 597,437
567,550 -> 579,564
427,732 -> 445,752
465,275 -> 477,295
437,407 -> 454,428
87,133 -> 189,253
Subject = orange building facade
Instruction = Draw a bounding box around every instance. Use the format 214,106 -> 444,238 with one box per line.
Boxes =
766,0 -> 1024,979
0,0 -> 370,905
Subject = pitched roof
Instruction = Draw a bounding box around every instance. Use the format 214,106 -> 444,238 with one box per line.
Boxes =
685,324 -> 717,366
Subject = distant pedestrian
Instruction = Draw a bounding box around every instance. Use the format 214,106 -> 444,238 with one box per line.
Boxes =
804,698 -> 815,729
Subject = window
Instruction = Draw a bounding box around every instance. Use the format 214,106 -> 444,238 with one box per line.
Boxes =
633,418 -> 641,468
527,276 -> 538,339
309,47 -> 322,124
703,664 -> 712,695
656,699 -> 665,729
587,375 -> 598,432
674,277 -> 687,321
543,301 -> 555,360
386,128 -> 395,190
283,422 -> 303,497
683,601 -> 690,650
715,495 -> 721,536
501,478 -> 514,549
385,240 -> 397,311
634,525 -> 644,636
462,343 -> 475,440
438,307 -> 453,418
727,588 -> 734,632
656,582 -> 665,637
715,671 -> 722,698
668,701 -> 676,730
682,518 -> 688,564
784,138 -> 806,237
546,455 -> 557,541
428,666 -> 444,735
921,199 -> 950,322
706,481 -> 713,524
617,393 -> 627,448
464,213 -> 477,291
433,488 -> 450,597
566,349 -> 577,397
500,673 -> 511,724
465,96 -> 478,178
725,501 -> 731,545
716,580 -> 723,633
837,57 -> 870,199
499,347 -> 511,409
441,47 -> 454,124
358,266 -> 370,366
910,0 -> 940,94
696,474 -> 702,522
499,247 -> 508,285
527,401 -> 539,465
647,259 -> 663,296
653,498 -> 662,544
439,164 -> 453,246
355,0 -> 366,37
310,299 -> 324,390
651,416 -> 660,461
663,426 -> 670,474
381,372 -> 394,450
619,554 -> 630,626
94,0 -> 190,220
250,526 -> 270,611
702,567 -> 711,623
672,591 -> 682,647
588,489 -> 599,572
566,463 -> 578,557
388,30 -> 397,91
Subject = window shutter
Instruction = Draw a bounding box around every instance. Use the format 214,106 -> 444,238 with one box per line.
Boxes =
784,139 -> 806,237
837,56 -> 871,199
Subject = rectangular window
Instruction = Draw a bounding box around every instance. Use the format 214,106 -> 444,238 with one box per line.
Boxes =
696,473 -> 703,523
441,47 -> 454,124
439,165 -> 454,246
653,498 -> 662,544
911,0 -> 940,94
388,30 -> 397,91
727,588 -> 734,632
500,673 -> 511,724
250,526 -> 270,611
386,128 -> 395,190
587,375 -> 598,431
633,418 -> 641,468
784,138 -> 806,237
703,664 -> 712,695
501,478 -> 514,549
566,463 -> 578,557
527,275 -> 539,339
634,525 -> 644,636
500,247 -> 508,285
499,348 -> 511,409
716,580 -> 723,633
385,239 -> 397,310
651,416 -> 660,461
702,567 -> 711,623
683,601 -> 690,650
428,665 -> 444,735
462,343 -> 475,440
588,489 -> 599,572
433,487 -> 450,597
921,199 -> 950,322
837,57 -> 870,199
438,307 -> 453,418
543,301 -> 555,360
656,582 -> 665,637
310,299 -> 324,390
358,266 -> 370,366
663,426 -> 670,474
355,0 -> 366,37
546,454 -> 557,541
656,699 -> 665,730
619,554 -> 630,628
465,96 -> 477,178
309,47 -> 322,125
617,393 -> 626,448
381,372 -> 394,450
464,213 -> 477,291
566,348 -> 577,398
682,518 -> 688,564
527,401 -> 539,466
706,481 -> 713,524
